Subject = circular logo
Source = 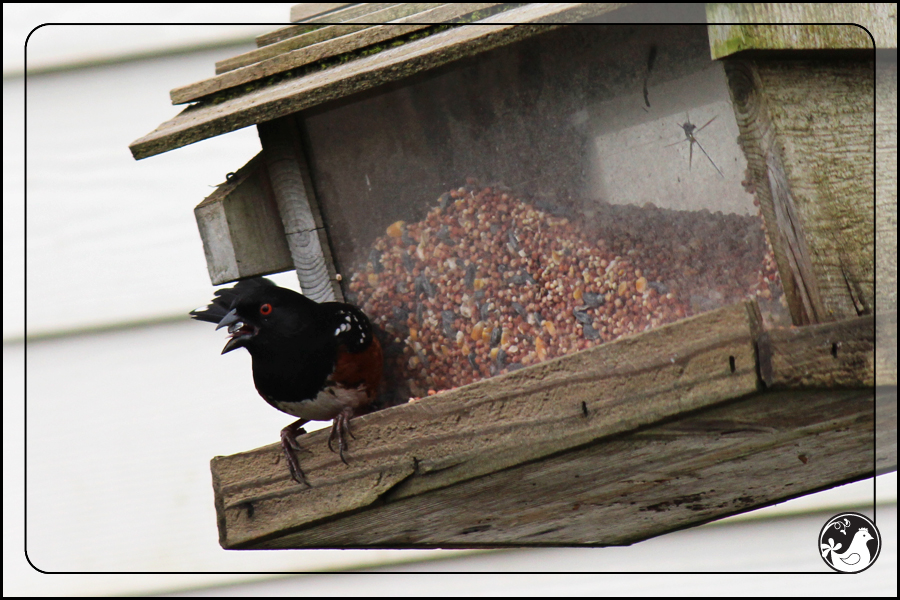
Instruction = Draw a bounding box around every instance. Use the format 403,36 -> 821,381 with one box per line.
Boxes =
819,512 -> 882,573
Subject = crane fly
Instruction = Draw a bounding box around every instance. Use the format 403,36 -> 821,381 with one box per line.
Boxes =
666,114 -> 724,178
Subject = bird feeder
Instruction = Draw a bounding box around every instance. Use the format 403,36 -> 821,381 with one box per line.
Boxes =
130,3 -> 892,550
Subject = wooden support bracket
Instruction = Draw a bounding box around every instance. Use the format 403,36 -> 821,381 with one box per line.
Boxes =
210,301 -> 886,549
193,154 -> 294,285
193,117 -> 345,297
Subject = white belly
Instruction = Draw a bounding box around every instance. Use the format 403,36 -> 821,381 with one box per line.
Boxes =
265,384 -> 368,421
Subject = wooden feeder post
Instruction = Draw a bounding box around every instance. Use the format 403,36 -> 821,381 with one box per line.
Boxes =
258,115 -> 342,301
709,11 -> 882,326
128,3 -> 894,550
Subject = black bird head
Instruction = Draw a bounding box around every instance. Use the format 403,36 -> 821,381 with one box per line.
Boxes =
190,277 -> 322,355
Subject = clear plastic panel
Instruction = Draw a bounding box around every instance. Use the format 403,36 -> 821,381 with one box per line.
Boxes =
301,24 -> 787,400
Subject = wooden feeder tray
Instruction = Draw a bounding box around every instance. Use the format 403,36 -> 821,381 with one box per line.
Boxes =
211,300 -> 881,549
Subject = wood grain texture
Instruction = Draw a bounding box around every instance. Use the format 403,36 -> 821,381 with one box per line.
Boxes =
258,117 -> 342,302
193,153 -> 294,285
876,313 -> 896,388
725,58 -> 875,326
706,5 -> 895,58
757,313 -> 875,389
256,388 -> 877,548
212,301 -> 765,548
875,60 -> 897,386
129,4 -> 626,160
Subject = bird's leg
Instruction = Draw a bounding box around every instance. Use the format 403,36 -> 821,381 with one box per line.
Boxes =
280,419 -> 310,486
327,410 -> 355,465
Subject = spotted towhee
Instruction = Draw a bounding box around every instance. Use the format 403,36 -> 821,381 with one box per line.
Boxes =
190,277 -> 383,486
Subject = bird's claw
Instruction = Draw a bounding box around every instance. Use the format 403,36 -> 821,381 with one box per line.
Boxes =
327,413 -> 354,465
280,420 -> 310,487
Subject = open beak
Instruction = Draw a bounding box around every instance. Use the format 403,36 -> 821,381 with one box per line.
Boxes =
216,308 -> 258,354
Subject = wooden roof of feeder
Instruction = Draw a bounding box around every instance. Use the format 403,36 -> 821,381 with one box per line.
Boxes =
130,4 -> 893,549
128,3 -> 894,161
129,3 -> 628,160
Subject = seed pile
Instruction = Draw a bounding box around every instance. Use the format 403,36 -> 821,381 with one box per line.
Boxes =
347,184 -> 782,399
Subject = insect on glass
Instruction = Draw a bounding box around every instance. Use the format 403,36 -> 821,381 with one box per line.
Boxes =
666,114 -> 724,178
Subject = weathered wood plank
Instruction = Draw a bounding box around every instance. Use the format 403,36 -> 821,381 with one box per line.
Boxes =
707,5 -> 895,57
876,313 -> 896,388
875,60 -> 897,387
193,153 -> 294,285
257,5 -> 398,49
757,313 -> 875,389
725,58 -> 874,325
288,3 -> 354,25
289,3 -> 399,29
255,387 -> 876,548
221,4 -> 448,76
179,4 -> 501,105
212,301 -> 763,548
258,117 -> 342,302
257,24 -> 375,66
130,4 -> 626,160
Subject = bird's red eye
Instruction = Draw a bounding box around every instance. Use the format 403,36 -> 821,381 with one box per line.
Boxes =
260,303 -> 273,315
